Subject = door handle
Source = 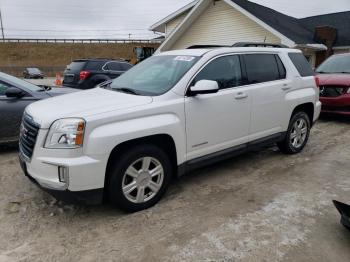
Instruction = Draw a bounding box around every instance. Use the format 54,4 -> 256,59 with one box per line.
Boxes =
235,92 -> 248,99
281,84 -> 291,90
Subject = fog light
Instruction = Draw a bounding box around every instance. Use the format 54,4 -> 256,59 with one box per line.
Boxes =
58,166 -> 69,183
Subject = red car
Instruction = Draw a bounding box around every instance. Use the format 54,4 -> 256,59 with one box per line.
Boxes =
316,53 -> 350,115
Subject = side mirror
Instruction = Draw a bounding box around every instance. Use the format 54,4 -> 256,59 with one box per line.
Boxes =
5,87 -> 25,98
188,80 -> 219,96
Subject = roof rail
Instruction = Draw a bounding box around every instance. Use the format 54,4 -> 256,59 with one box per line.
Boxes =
187,44 -> 229,49
232,42 -> 288,48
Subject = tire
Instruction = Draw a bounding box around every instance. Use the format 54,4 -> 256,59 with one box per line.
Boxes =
277,111 -> 311,154
107,144 -> 172,212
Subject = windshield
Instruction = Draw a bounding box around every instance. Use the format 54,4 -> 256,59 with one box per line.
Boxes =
0,73 -> 42,92
110,55 -> 200,95
316,55 -> 350,74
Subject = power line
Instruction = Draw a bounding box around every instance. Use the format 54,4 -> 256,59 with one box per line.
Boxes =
0,8 -> 4,40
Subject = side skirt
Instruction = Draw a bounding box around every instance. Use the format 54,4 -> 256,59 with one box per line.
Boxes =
178,132 -> 286,177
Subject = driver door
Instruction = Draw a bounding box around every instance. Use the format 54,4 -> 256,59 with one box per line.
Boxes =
185,55 -> 252,160
0,80 -> 36,142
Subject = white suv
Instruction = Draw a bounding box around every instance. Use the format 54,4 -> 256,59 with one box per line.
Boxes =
19,47 -> 321,211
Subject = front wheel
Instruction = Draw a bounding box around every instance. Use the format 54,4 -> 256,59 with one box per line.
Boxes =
107,144 -> 172,212
277,111 -> 310,154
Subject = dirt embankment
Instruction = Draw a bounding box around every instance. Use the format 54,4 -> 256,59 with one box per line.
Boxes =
0,42 -> 160,76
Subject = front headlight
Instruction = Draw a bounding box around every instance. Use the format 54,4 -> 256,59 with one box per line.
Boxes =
45,118 -> 85,149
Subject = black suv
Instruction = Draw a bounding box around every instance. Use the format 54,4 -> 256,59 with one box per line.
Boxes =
62,58 -> 133,89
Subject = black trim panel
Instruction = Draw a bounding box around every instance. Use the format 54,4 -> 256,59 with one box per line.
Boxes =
178,132 -> 285,177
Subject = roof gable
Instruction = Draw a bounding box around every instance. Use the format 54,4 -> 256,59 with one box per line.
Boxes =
153,0 -> 350,52
230,0 -> 315,44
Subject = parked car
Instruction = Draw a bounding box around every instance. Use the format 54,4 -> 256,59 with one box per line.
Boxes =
62,58 -> 133,89
316,53 -> 350,115
0,72 -> 76,144
19,47 -> 321,212
333,200 -> 350,230
23,67 -> 44,79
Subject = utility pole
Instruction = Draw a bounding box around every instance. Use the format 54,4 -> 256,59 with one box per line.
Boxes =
0,8 -> 4,40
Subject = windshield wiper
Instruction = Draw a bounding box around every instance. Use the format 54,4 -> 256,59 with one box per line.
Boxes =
37,85 -> 52,91
113,87 -> 140,95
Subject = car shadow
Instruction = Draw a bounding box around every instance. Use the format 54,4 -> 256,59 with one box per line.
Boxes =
320,113 -> 350,124
0,142 -> 18,154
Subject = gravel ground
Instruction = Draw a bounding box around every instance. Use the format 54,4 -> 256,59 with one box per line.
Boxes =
0,116 -> 350,262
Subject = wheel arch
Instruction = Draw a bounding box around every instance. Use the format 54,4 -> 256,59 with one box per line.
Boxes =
104,134 -> 178,188
291,102 -> 314,126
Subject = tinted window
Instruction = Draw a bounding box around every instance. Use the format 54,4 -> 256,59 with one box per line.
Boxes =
194,55 -> 242,89
0,73 -> 41,92
67,61 -> 86,71
244,54 -> 281,83
106,62 -> 123,71
0,80 -> 10,96
316,55 -> 350,74
85,61 -> 105,70
275,55 -> 286,79
120,63 -> 132,71
288,53 -> 314,77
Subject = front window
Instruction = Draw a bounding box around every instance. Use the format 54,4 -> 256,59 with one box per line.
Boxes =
1,74 -> 41,92
109,55 -> 200,95
316,55 -> 350,74
193,55 -> 243,89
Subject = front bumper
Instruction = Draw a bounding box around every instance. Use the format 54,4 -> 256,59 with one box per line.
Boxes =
19,154 -> 103,205
320,95 -> 350,115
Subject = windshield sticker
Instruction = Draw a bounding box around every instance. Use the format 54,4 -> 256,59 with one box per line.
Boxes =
174,56 -> 195,62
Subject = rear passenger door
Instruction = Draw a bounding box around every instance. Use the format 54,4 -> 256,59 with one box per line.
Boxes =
243,53 -> 291,141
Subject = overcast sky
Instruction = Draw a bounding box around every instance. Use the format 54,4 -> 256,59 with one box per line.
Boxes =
0,0 -> 349,39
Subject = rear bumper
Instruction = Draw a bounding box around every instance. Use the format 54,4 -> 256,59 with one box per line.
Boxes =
62,80 -> 91,89
19,154 -> 104,205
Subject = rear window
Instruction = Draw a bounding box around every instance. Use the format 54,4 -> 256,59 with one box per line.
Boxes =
244,54 -> 282,84
288,53 -> 314,77
67,61 -> 86,71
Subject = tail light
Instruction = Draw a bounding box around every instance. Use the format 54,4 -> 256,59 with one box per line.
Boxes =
314,76 -> 320,87
79,71 -> 91,81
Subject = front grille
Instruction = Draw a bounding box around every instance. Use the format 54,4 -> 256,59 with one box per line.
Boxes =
319,85 -> 348,97
19,113 -> 40,161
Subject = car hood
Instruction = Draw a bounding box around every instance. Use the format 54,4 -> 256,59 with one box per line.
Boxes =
317,73 -> 350,86
26,87 -> 153,128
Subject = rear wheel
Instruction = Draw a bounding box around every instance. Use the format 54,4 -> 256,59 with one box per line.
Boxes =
107,144 -> 172,212
277,111 -> 310,154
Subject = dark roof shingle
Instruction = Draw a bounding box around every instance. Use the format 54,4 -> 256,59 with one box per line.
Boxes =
300,12 -> 350,47
231,0 -> 350,46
